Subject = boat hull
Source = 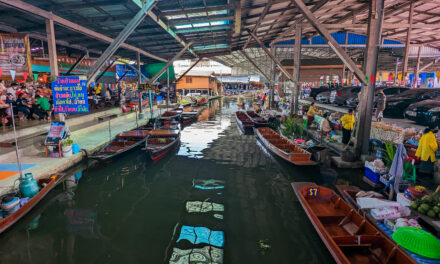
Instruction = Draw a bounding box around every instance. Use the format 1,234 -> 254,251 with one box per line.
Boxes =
0,175 -> 60,234
292,183 -> 417,264
235,111 -> 254,135
146,138 -> 180,161
255,127 -> 316,166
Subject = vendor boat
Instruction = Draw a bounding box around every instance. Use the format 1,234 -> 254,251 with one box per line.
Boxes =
246,111 -> 268,127
160,110 -> 182,121
192,97 -> 208,106
235,111 -> 254,135
0,174 -> 61,234
292,182 -> 417,264
255,127 -> 317,165
89,129 -> 149,161
143,129 -> 180,161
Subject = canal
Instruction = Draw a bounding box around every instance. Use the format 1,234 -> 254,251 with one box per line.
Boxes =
0,98 -> 365,264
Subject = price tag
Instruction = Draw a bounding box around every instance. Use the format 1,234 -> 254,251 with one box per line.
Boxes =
308,187 -> 319,197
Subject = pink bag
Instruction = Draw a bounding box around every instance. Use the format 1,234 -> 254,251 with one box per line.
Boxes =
121,105 -> 127,113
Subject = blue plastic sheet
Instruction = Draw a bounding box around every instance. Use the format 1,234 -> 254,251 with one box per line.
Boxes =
177,225 -> 224,248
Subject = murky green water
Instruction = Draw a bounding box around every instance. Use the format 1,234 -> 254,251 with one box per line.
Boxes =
0,98 -> 367,264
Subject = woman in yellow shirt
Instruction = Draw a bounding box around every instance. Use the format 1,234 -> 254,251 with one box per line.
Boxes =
416,126 -> 438,175
340,109 -> 355,145
307,102 -> 317,127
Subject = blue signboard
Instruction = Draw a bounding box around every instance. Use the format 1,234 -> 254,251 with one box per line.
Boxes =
52,77 -> 89,113
116,64 -> 138,79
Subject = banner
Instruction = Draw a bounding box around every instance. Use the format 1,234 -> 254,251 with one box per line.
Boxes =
52,77 -> 89,113
0,33 -> 32,80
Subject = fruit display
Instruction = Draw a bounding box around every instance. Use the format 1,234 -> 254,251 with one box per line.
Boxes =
410,194 -> 440,219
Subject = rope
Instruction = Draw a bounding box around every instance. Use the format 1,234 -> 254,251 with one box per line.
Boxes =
315,193 -> 336,202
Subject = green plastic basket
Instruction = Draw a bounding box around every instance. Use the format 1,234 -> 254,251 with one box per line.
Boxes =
392,227 -> 440,259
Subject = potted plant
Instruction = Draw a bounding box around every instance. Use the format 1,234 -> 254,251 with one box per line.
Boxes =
62,139 -> 74,157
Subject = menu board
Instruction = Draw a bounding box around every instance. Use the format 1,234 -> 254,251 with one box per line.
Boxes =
0,33 -> 32,80
52,77 -> 89,113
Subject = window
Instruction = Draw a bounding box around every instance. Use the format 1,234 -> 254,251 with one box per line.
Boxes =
186,77 -> 192,83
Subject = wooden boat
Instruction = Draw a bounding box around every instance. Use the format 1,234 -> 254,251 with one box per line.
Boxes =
0,175 -> 61,234
89,129 -> 149,161
192,97 -> 208,106
292,182 -> 417,264
144,129 -> 180,161
160,110 -> 182,121
235,111 -> 254,135
255,127 -> 317,165
246,111 -> 268,127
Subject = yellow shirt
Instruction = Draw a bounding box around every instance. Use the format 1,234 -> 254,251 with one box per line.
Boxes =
416,131 -> 438,162
307,105 -> 317,117
340,114 -> 355,130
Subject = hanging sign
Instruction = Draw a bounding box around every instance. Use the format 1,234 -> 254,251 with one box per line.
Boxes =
0,33 -> 32,80
52,76 -> 89,113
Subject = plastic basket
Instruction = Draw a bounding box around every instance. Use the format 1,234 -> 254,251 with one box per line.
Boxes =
392,227 -> 440,259
365,167 -> 380,184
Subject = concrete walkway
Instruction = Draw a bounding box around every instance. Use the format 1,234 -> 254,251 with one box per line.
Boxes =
0,106 -> 164,196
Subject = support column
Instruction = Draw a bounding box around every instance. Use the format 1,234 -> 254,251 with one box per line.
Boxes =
394,58 -> 399,83
413,46 -> 422,88
166,68 -> 170,107
45,16 -> 58,77
270,46 -> 276,109
342,31 -> 349,84
87,0 -> 157,86
355,0 -> 384,157
401,1 -> 414,85
292,25 -> 302,116
137,52 -> 141,85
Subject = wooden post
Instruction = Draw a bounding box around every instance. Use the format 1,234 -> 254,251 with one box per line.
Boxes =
401,1 -> 414,85
413,46 -> 422,88
291,25 -> 302,116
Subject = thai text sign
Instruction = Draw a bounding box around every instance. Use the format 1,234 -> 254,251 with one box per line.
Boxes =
0,33 -> 32,80
52,77 -> 89,113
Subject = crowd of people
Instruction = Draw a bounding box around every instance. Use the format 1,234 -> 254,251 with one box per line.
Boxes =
0,81 -> 53,126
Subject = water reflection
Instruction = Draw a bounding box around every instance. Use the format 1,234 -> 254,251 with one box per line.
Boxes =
0,98 -> 339,264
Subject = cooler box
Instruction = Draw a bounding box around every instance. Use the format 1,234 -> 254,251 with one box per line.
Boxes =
365,167 -> 380,184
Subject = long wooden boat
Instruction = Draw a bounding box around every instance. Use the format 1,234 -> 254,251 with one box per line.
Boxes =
192,97 -> 208,106
246,111 -> 268,127
256,127 -> 317,165
291,182 -> 416,264
89,129 -> 149,161
0,175 -> 61,234
143,129 -> 180,161
235,111 -> 254,135
160,110 -> 182,121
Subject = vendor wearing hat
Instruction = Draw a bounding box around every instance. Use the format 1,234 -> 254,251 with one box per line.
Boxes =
416,124 -> 439,175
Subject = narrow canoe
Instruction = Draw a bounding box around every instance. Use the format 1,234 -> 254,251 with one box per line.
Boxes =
89,129 -> 149,161
291,183 -> 417,264
0,175 -> 61,234
160,110 -> 182,121
255,127 -> 317,166
246,111 -> 268,127
235,111 -> 254,135
144,129 -> 180,161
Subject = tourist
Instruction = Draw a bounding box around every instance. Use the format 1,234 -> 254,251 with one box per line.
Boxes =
16,93 -> 32,119
340,108 -> 355,145
35,94 -> 51,120
375,89 -> 386,122
261,93 -> 266,108
307,102 -> 317,127
416,125 -> 438,176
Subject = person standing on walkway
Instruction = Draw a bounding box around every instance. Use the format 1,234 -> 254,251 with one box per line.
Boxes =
261,92 -> 266,108
307,102 -> 317,127
416,125 -> 438,176
375,89 -> 386,122
320,112 -> 332,141
340,109 -> 355,145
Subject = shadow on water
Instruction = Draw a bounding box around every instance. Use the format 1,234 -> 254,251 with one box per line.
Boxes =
0,98 -> 345,264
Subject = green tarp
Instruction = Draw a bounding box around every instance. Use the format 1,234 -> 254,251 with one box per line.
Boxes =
144,63 -> 175,81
